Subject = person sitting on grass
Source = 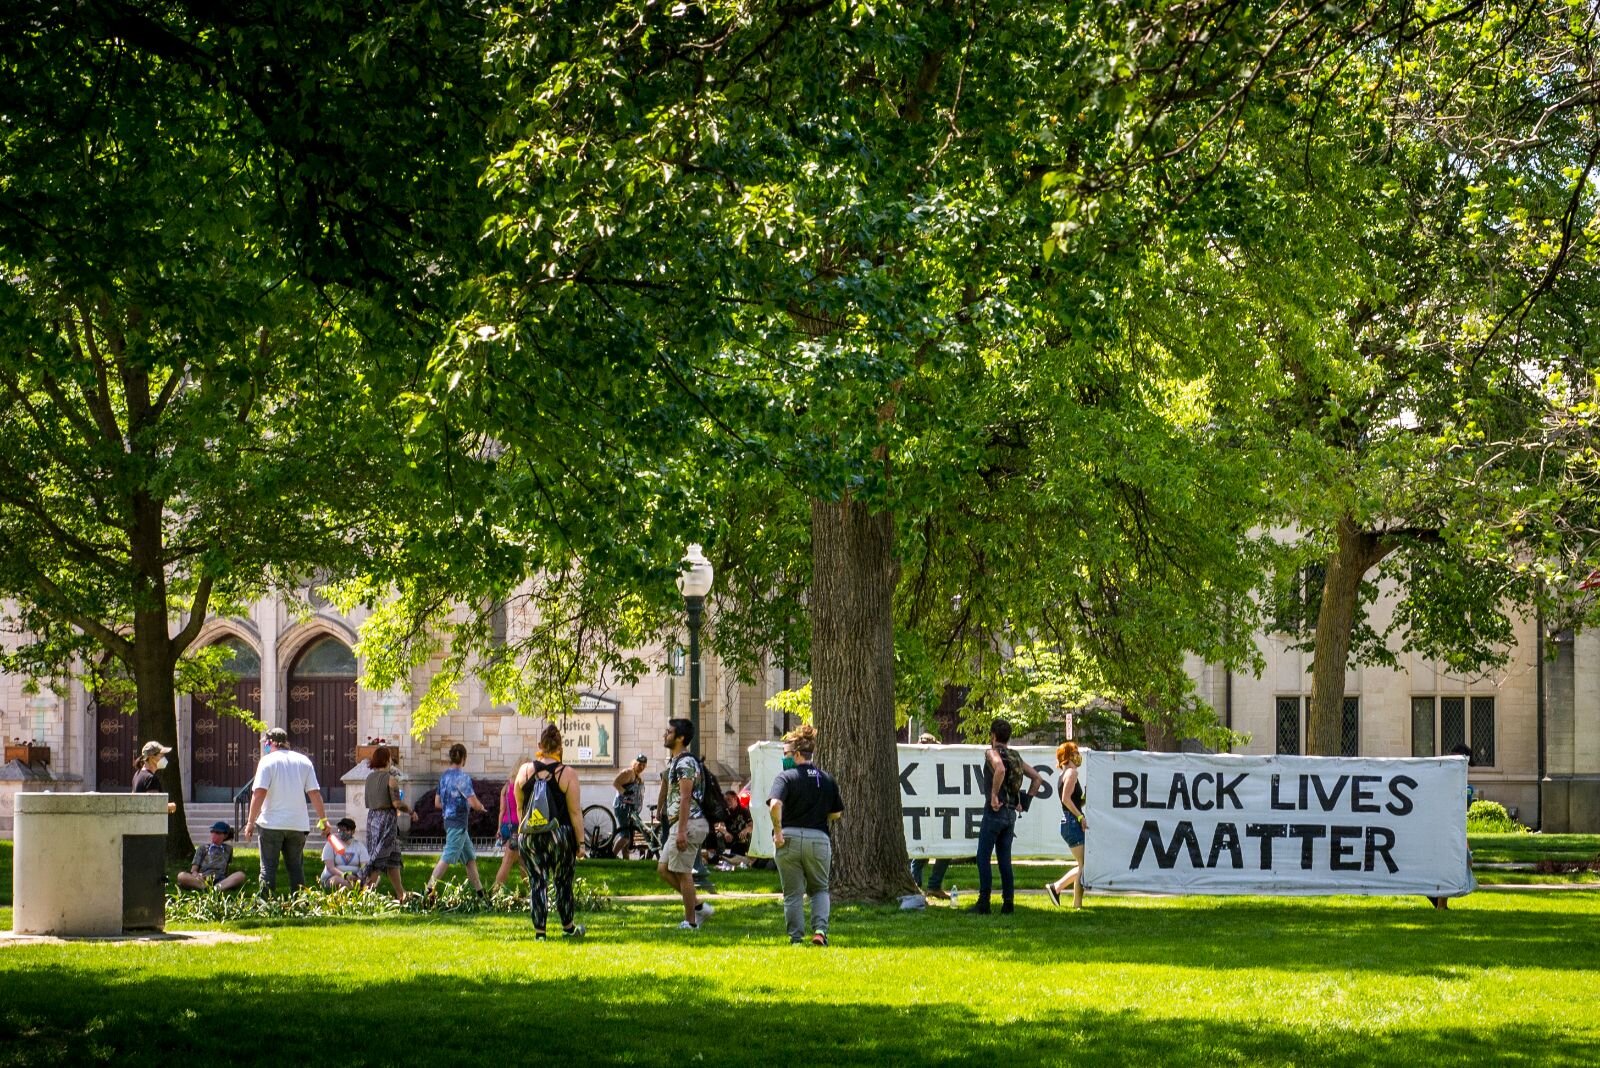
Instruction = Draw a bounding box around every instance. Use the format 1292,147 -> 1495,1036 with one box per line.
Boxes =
176,821 -> 245,892
706,789 -> 754,868
425,742 -> 488,901
320,817 -> 370,890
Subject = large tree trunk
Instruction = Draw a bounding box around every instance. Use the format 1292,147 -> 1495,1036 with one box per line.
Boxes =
810,495 -> 914,902
1307,515 -> 1388,755
130,620 -> 192,860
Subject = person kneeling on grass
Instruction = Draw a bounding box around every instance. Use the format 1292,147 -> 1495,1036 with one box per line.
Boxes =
177,821 -> 246,892
320,818 -> 370,890
425,742 -> 487,901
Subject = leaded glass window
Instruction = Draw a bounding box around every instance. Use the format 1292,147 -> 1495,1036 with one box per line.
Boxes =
1276,696 -> 1300,755
1411,697 -> 1435,757
1470,696 -> 1496,767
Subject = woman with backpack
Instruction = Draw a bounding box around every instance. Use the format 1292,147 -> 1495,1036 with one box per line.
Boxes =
1045,741 -> 1088,909
515,722 -> 587,939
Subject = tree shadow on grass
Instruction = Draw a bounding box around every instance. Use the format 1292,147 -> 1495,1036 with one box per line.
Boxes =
719,895 -> 1600,978
0,969 -> 1592,1067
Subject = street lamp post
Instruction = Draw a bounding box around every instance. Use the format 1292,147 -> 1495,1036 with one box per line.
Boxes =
676,543 -> 715,756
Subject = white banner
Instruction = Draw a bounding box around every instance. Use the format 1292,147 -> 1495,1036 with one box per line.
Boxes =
1082,751 -> 1475,897
746,740 -> 1073,859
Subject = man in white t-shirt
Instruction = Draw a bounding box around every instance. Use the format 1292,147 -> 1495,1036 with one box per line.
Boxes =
244,726 -> 332,894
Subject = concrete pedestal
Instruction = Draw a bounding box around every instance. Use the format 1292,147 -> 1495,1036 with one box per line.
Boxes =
12,792 -> 168,936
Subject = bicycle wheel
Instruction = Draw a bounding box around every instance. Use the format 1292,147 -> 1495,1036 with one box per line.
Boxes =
581,804 -> 616,859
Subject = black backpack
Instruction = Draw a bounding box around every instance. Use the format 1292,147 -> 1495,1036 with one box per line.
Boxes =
519,762 -> 563,837
697,757 -> 730,828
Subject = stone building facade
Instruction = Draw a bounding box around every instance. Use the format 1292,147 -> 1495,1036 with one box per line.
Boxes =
1,592 -> 790,833
1188,577 -> 1600,831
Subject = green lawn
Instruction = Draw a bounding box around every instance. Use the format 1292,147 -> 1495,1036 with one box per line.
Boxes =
3,841 -> 1599,1066
3,887 -> 1599,1066
1467,833 -> 1600,865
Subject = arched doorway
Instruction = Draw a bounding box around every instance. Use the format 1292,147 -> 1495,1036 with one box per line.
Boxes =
287,636 -> 358,801
190,638 -> 263,802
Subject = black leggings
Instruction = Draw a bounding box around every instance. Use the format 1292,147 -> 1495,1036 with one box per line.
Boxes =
520,823 -> 576,933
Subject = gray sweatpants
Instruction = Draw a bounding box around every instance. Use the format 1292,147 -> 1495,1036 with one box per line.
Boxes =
775,827 -> 832,940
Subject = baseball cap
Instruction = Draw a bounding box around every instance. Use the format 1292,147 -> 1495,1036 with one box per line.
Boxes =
140,741 -> 172,758
634,753 -> 649,764
265,727 -> 290,745
209,821 -> 234,839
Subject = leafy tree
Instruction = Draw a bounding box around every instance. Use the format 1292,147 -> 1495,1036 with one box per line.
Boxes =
0,1 -> 490,856
401,0 -> 1399,899
1136,2 -> 1600,752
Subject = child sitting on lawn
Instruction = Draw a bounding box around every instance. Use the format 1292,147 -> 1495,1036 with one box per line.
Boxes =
320,817 -> 371,890
176,821 -> 246,891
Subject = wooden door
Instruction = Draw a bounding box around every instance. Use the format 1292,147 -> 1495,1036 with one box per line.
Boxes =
95,696 -> 133,790
286,679 -> 357,802
190,677 -> 262,802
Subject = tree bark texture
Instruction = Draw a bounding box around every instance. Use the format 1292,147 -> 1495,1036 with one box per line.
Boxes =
131,621 -> 193,859
1307,515 -> 1390,755
810,495 -> 915,902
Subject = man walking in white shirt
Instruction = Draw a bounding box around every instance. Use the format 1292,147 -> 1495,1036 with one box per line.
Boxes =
244,726 -> 332,894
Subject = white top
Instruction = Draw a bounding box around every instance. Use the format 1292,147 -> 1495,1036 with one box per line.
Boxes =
252,748 -> 322,831
322,838 -> 370,875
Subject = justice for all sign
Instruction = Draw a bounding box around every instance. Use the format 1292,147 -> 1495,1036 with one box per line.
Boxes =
1082,751 -> 1475,897
746,740 -> 1070,859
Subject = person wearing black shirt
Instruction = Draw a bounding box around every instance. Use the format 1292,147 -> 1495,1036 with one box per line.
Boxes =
1046,741 -> 1087,909
767,725 -> 844,945
973,718 -> 1049,915
132,741 -> 177,814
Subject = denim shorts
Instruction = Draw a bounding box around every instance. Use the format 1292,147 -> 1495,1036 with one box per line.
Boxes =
1059,811 -> 1085,849
498,820 -> 519,847
441,825 -> 477,864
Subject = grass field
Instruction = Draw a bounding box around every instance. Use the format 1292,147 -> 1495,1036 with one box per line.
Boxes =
2,839 -> 1598,1066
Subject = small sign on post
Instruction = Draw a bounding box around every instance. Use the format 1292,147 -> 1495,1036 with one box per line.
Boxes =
558,693 -> 620,768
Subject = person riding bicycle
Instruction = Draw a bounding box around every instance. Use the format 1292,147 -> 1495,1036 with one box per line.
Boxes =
612,753 -> 650,844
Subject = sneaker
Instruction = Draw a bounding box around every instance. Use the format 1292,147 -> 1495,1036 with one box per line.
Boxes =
534,931 -> 547,941
811,931 -> 828,947
926,888 -> 950,901
562,925 -> 586,938
696,901 -> 715,921
790,936 -> 805,945
677,920 -> 698,931
1046,884 -> 1062,907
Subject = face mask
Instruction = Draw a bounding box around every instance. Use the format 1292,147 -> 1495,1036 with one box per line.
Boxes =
156,756 -> 168,770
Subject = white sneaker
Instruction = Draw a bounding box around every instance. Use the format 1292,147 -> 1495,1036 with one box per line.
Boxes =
696,901 -> 715,921
677,920 -> 698,931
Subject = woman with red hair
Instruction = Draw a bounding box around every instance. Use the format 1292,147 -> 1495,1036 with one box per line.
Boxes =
1046,741 -> 1087,909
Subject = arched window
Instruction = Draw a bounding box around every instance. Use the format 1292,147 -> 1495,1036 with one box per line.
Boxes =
216,637 -> 261,677
292,636 -> 356,677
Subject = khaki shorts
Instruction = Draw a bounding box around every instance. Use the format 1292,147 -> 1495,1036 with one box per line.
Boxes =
660,817 -> 709,874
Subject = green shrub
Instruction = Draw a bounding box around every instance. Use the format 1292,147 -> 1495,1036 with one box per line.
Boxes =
166,876 -> 611,924
1466,799 -> 1524,834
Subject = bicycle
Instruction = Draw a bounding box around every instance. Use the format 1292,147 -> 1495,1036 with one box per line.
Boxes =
611,803 -> 663,861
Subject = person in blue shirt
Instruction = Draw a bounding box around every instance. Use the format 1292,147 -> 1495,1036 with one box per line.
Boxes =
424,743 -> 487,900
